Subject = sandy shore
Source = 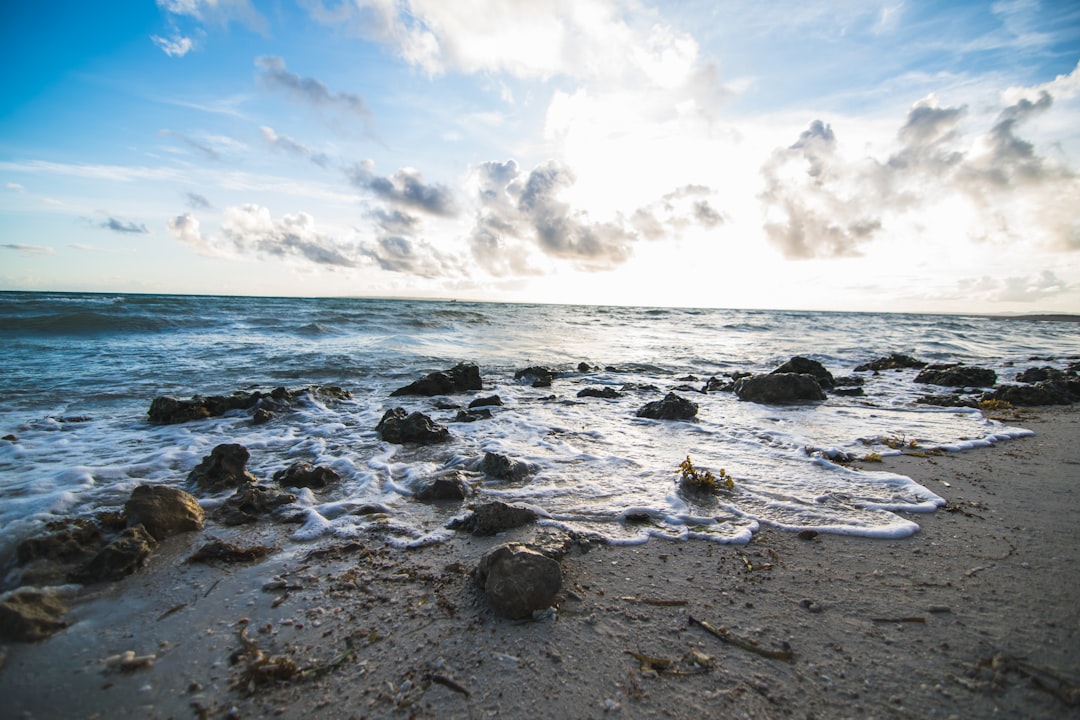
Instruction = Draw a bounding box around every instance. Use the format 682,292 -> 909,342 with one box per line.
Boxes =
2,406 -> 1078,719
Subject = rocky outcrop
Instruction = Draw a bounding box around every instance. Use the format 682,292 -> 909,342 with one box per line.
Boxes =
448,501 -> 538,536
577,387 -> 623,399
0,590 -> 69,642
390,363 -> 483,396
855,354 -> 928,372
474,543 -> 562,620
987,382 -> 1077,406
273,462 -> 341,490
187,444 -> 258,493
148,386 -> 351,424
772,357 -> 835,389
914,365 -> 997,387
514,366 -> 554,388
734,374 -> 826,403
124,485 -> 204,541
376,408 -> 450,444
216,485 -> 297,526
70,525 -> 157,584
16,519 -> 105,566
414,470 -> 471,501
636,392 -> 698,420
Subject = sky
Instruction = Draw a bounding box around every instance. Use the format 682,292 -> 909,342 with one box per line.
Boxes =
1,1 -> 1079,313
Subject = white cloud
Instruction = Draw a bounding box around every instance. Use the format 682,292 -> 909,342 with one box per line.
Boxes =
1,244 -> 54,255
151,33 -> 193,57
156,0 -> 269,35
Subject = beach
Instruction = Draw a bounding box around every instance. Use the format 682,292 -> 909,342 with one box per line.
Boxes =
2,404 -> 1077,719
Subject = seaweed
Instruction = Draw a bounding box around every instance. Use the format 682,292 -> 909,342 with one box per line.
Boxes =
677,456 -> 734,493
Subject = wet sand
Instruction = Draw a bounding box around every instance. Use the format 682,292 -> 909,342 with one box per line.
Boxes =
2,406 -> 1078,719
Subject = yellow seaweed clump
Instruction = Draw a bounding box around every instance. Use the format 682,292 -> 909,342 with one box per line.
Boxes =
678,456 -> 734,493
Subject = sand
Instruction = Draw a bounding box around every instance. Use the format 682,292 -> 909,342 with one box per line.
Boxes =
1,406 -> 1078,719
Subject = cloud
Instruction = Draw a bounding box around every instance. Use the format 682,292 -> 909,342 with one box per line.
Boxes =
101,218 -> 150,234
631,185 -> 725,240
371,208 -> 421,235
959,270 -> 1071,303
358,235 -> 464,278
256,56 -> 371,120
219,205 -> 357,267
156,0 -> 269,35
1,244 -> 54,255
260,126 -> 331,168
6,183 -> 24,191
185,192 -> 211,209
347,161 -> 456,217
167,213 -> 218,256
151,33 -> 193,57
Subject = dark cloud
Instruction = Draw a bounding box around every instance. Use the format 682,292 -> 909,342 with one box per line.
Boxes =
890,100 -> 966,172
185,192 -> 211,209
980,91 -> 1054,186
358,234 -> 464,278
102,218 -> 150,234
260,126 -> 331,168
256,56 -> 371,119
347,161 -> 457,217
371,208 -> 421,235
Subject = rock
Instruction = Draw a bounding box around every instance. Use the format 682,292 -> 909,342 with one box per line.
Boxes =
915,394 -> 979,408
734,374 -> 826,403
702,376 -> 736,393
123,485 -> 204,541
480,452 -> 532,481
187,443 -> 258,493
415,470 -> 471,501
578,362 -> 594,373
577,386 -> 623,399
914,365 -> 997,387
376,408 -> 450,444
514,366 -> 554,388
251,408 -> 274,425
454,408 -> 492,422
854,353 -> 928,372
832,387 -> 865,397
636,392 -> 698,420
772,357 -> 835,389
1015,366 -> 1070,384
474,543 -> 562,620
16,519 -> 105,566
987,381 -> 1077,406
469,395 -> 503,408
148,386 -> 351,425
0,590 -> 69,642
448,501 -> 538,536
187,539 -> 275,564
273,461 -> 341,490
216,485 -> 297,526
390,362 -> 483,396
71,525 -> 157,584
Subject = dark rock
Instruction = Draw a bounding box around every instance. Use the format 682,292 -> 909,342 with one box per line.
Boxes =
448,501 -> 538,536
987,382 -> 1077,406
376,408 -> 450,444
390,362 -> 483,396
187,443 -> 258,493
251,408 -> 274,425
772,357 -> 835,389
734,374 -> 826,403
834,375 -> 865,387
454,408 -> 492,422
147,395 -> 212,424
702,376 -> 735,393
832,387 -> 865,397
0,590 -> 69,642
514,366 -> 554,388
914,365 -> 997,387
2,434 -> 16,441
578,362 -> 594,373
216,485 -> 297,526
469,395 -> 503,408
187,539 -> 275,564
70,525 -> 157,584
854,353 -> 928,372
1015,366 -> 1069,384
16,519 -> 105,566
124,485 -> 205,541
273,461 -> 341,490
577,386 -> 623,399
148,386 -> 351,425
480,452 -> 532,481
415,470 -> 471,501
636,392 -> 698,420
474,543 -> 562,620
915,394 -> 979,408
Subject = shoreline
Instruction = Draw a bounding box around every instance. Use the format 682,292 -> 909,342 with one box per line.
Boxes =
2,406 -> 1079,719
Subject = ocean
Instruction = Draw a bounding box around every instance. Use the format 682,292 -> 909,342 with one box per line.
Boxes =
1,292 -> 1075,565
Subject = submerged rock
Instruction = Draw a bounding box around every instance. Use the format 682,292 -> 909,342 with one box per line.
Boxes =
124,485 -> 205,541
390,362 -> 483,396
71,525 -> 157,584
636,392 -> 698,420
734,373 -> 826,403
187,539 -> 276,564
216,485 -> 297,526
448,501 -> 538,536
376,408 -> 451,444
454,408 -> 492,423
474,543 -> 562,620
0,590 -> 69,642
854,353 -> 927,372
273,461 -> 341,490
480,451 -> 533,481
415,470 -> 472,502
772,357 -> 835,389
469,395 -> 503,408
187,443 -> 258,494
148,386 -> 351,425
514,366 -> 555,388
914,365 -> 997,387
577,386 -> 623,399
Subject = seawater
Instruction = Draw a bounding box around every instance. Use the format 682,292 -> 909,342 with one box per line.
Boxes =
1,292 -> 1074,559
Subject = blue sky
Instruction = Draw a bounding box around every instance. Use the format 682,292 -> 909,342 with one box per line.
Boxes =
2,1 -> 1079,312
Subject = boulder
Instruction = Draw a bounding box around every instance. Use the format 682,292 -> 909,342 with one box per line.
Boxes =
71,525 -> 157,584
187,539 -> 276,564
1015,366 -> 1069,384
772,357 -> 835,389
216,485 -> 297,526
474,543 -> 562,620
390,362 -> 483,397
987,382 -> 1077,406
448,501 -> 538,536
577,387 -> 623,399
16,519 -> 105,566
454,408 -> 492,423
480,452 -> 532,481
636,392 -> 698,420
376,408 -> 450,444
514,366 -> 554,388
916,394 -> 979,408
469,395 -> 503,408
187,443 -> 258,493
914,365 -> 997,387
273,461 -> 341,490
415,470 -> 471,501
734,373 -> 826,403
0,590 -> 69,642
124,485 -> 204,541
854,353 -> 927,372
